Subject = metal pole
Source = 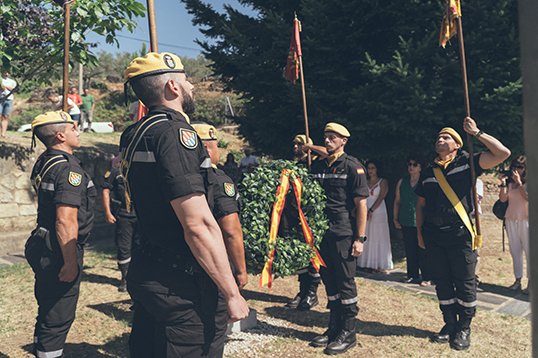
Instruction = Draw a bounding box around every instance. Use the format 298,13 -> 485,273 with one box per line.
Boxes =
62,4 -> 71,112
518,0 -> 538,355
147,0 -> 158,52
456,17 -> 481,240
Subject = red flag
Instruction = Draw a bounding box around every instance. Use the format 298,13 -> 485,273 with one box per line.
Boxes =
285,18 -> 302,84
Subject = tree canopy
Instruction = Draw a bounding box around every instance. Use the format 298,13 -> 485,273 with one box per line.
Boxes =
182,0 -> 522,177
0,0 -> 146,86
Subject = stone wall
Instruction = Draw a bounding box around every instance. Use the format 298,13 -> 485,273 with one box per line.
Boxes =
0,142 -> 115,256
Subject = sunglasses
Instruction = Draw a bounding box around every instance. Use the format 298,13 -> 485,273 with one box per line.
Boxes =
407,162 -> 420,167
512,165 -> 525,169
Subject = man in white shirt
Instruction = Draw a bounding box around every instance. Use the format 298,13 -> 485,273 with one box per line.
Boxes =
1,71 -> 17,138
239,148 -> 259,175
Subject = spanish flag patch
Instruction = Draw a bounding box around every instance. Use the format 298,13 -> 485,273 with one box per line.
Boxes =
357,168 -> 365,175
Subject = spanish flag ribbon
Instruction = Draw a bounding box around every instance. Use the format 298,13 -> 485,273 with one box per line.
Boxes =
439,0 -> 461,48
260,169 -> 326,289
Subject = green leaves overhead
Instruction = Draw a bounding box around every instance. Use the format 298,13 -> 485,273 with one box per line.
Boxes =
239,159 -> 328,277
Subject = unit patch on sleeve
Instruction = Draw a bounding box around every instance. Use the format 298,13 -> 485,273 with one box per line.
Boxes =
180,128 -> 198,149
104,171 -> 111,179
224,183 -> 235,197
69,172 -> 82,186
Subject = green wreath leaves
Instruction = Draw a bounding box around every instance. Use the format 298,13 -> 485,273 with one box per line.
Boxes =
239,159 -> 329,277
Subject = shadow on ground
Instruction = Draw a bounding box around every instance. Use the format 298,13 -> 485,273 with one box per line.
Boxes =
88,299 -> 134,327
241,289 -> 290,304
22,333 -> 130,358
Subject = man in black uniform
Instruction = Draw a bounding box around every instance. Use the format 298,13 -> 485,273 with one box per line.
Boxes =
120,52 -> 249,358
101,162 -> 139,292
416,118 -> 510,350
191,122 -> 248,290
26,111 -> 96,358
310,123 -> 369,355
286,134 -> 324,311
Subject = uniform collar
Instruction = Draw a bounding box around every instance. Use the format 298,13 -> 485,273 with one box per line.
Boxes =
147,105 -> 190,124
46,148 -> 78,163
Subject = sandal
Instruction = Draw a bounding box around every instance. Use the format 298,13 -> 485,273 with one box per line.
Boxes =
508,281 -> 522,291
420,280 -> 431,287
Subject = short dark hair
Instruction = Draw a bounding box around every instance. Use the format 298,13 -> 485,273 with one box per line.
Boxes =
406,153 -> 426,168
130,72 -> 175,106
34,123 -> 69,147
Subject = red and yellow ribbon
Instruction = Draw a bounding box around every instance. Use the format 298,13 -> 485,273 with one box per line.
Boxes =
260,169 -> 326,289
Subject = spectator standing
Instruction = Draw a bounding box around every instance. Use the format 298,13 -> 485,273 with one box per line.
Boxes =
47,92 -> 81,128
356,159 -> 393,273
394,154 -> 431,286
79,88 -> 96,132
499,155 -> 529,293
239,148 -> 259,176
68,87 -> 83,107
1,71 -> 16,138
223,153 -> 241,184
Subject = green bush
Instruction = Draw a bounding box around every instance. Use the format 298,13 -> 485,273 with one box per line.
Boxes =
8,106 -> 43,130
90,81 -> 108,91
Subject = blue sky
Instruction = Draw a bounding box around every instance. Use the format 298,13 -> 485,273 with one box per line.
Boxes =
85,0 -> 256,58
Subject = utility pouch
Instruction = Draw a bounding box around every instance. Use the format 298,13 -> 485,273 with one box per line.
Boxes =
39,228 -> 61,270
25,227 -> 60,272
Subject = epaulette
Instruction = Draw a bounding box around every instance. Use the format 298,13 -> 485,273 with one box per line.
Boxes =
33,155 -> 68,192
120,114 -> 169,212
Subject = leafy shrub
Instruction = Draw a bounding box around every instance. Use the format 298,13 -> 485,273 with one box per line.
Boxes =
90,81 -> 108,91
8,106 -> 43,130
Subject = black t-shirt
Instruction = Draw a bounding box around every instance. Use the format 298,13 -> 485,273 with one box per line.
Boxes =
119,105 -> 214,256
213,167 -> 241,220
311,152 -> 369,237
31,148 -> 96,237
101,164 -> 136,218
415,150 -> 483,220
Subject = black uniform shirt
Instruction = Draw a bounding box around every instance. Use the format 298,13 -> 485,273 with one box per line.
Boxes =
31,148 -> 96,237
213,167 -> 241,220
101,164 -> 136,218
415,150 -> 483,221
119,105 -> 214,256
311,152 -> 369,237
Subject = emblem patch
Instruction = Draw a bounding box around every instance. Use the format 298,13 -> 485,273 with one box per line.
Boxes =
163,54 -> 176,69
104,171 -> 111,179
59,111 -> 68,121
180,128 -> 198,149
208,128 -> 217,140
357,168 -> 365,175
224,183 -> 235,197
69,172 -> 82,186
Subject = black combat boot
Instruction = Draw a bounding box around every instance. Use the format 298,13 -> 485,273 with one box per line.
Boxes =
432,311 -> 457,343
118,263 -> 129,292
324,316 -> 356,355
311,309 -> 342,348
298,286 -> 319,311
451,317 -> 472,350
287,275 -> 309,308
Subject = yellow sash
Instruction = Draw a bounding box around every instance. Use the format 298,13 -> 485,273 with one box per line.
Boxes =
433,167 -> 482,250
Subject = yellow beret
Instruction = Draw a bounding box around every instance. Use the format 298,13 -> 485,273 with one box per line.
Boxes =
191,122 -> 218,141
124,52 -> 185,82
324,122 -> 350,137
438,127 -> 463,146
32,111 -> 74,132
293,134 -> 313,145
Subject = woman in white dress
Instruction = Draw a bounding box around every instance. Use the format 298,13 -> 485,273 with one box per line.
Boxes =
357,160 -> 394,273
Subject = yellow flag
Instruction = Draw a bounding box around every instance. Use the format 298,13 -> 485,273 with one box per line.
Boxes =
439,0 -> 462,48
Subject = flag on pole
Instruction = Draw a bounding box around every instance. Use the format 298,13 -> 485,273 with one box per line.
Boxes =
53,0 -> 76,6
439,0 -> 461,48
285,18 -> 302,84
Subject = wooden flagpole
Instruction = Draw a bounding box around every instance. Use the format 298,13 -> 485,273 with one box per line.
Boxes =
456,17 -> 482,240
298,55 -> 311,171
147,0 -> 159,52
62,3 -> 71,113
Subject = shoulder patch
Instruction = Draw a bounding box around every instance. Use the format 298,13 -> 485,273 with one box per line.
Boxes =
104,171 -> 111,179
357,168 -> 365,175
68,172 -> 82,186
224,183 -> 235,197
180,128 -> 198,149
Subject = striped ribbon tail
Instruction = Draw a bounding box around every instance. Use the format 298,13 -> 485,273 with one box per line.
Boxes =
260,169 -> 291,289
290,174 -> 326,271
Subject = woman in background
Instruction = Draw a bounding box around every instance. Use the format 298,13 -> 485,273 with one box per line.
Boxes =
499,155 -> 529,293
394,154 -> 431,286
357,160 -> 393,273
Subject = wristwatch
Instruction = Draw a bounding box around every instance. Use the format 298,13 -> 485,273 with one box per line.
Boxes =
355,235 -> 367,243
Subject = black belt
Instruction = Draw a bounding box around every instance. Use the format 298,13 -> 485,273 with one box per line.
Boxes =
425,216 -> 460,227
140,242 -> 204,275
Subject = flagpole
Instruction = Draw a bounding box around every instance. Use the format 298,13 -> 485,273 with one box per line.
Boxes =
147,0 -> 158,52
298,54 -> 311,171
456,16 -> 481,240
62,3 -> 71,113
